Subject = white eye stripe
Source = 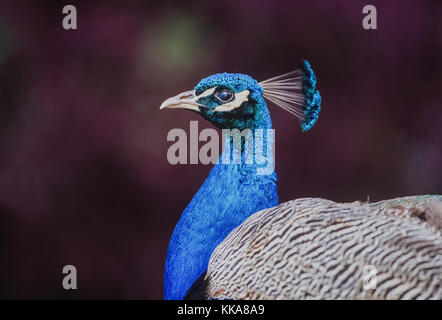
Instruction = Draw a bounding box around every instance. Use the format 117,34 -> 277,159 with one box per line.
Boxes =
214,90 -> 250,112
197,87 -> 216,98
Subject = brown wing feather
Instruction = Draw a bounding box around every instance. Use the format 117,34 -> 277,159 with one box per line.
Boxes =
199,195 -> 442,300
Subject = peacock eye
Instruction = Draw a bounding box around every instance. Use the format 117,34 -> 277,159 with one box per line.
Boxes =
215,89 -> 234,103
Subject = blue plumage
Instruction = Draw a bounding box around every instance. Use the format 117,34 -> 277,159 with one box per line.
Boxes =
164,155 -> 278,299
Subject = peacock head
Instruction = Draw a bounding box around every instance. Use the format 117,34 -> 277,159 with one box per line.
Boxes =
160,60 -> 321,132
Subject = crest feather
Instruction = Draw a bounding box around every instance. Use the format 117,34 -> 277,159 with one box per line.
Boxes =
259,60 -> 321,132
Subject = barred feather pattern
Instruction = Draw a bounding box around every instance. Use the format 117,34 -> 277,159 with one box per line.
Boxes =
193,195 -> 442,300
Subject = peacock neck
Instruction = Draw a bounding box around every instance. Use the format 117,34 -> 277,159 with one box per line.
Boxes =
164,118 -> 278,300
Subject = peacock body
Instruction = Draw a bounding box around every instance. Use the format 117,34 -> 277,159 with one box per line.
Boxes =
160,61 -> 442,300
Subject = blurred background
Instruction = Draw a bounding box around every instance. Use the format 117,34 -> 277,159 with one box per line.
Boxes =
0,0 -> 440,299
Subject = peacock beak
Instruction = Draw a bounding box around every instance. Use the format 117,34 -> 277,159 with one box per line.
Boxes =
159,90 -> 203,112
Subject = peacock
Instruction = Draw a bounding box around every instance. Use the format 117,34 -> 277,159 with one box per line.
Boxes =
160,61 -> 442,300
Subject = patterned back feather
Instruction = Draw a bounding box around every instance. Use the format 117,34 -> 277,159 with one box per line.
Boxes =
186,195 -> 442,300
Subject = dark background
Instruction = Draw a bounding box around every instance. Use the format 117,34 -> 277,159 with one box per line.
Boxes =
0,0 -> 440,299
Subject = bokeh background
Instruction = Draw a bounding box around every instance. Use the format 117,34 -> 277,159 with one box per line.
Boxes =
0,0 -> 440,299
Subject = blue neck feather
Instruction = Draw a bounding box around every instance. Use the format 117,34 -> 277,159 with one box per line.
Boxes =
164,106 -> 278,300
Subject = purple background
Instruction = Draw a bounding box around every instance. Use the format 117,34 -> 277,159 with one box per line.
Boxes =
0,0 -> 440,298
